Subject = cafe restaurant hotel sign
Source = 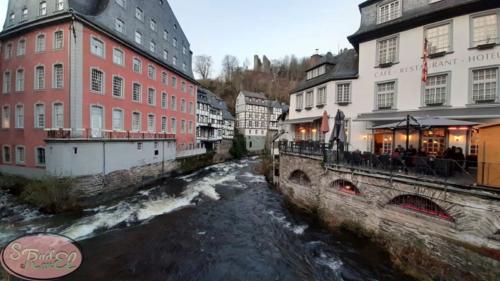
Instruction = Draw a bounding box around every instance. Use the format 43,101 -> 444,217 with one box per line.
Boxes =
1,234 -> 83,280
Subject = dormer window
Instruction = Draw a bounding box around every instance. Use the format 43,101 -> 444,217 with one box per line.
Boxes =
39,1 -> 47,16
9,13 -> 15,25
135,8 -> 144,21
56,0 -> 64,11
22,8 -> 28,21
306,65 -> 326,80
377,0 -> 401,24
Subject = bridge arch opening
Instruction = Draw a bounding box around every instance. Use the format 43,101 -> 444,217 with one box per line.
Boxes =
331,179 -> 360,195
389,195 -> 454,222
289,170 -> 311,186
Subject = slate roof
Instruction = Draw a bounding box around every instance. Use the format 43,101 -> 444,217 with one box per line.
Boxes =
349,0 -> 500,47
240,91 -> 268,100
292,49 -> 359,94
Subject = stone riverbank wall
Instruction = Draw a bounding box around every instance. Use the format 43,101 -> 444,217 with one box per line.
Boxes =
278,153 -> 500,281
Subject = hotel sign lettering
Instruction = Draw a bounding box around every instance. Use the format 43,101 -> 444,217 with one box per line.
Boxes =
374,51 -> 500,78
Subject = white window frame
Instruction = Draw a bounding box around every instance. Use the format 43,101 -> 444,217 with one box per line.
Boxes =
53,30 -> 64,50
34,103 -> 45,129
377,0 -> 402,24
115,18 -> 125,33
34,65 -> 45,90
2,145 -> 11,164
52,102 -> 64,128
112,48 -> 125,66
15,145 -> 26,165
470,12 -> 500,48
56,0 -> 64,11
15,104 -> 24,129
2,105 -> 11,129
135,7 -> 144,21
376,35 -> 399,66
132,111 -> 142,132
305,91 -> 314,109
112,108 -> 124,131
147,114 -> 155,132
133,57 -> 142,73
422,72 -> 450,107
425,21 -> 453,55
90,68 -> 104,94
316,86 -> 327,106
132,82 -> 142,102
161,92 -> 168,109
135,31 -> 142,44
148,65 -> 156,80
148,88 -> 156,105
375,80 -> 397,110
336,82 -> 351,104
90,36 -> 105,58
112,75 -> 125,98
295,93 -> 303,110
469,66 -> 499,104
53,63 -> 64,89
17,39 -> 26,56
3,71 -> 11,93
35,34 -> 46,53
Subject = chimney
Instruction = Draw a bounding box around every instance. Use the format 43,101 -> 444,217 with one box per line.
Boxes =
309,53 -> 323,67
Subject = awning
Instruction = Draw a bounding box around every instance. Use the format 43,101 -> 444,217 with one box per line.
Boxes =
356,106 -> 500,121
371,117 -> 480,129
282,116 -> 322,125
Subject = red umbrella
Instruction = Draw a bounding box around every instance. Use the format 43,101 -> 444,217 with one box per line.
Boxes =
320,111 -> 330,134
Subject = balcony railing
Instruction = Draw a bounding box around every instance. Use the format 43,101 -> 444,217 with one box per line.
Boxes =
278,141 -> 489,189
45,128 -> 176,141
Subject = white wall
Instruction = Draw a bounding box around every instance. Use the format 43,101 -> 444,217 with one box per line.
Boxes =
358,8 -> 500,112
46,140 -> 177,177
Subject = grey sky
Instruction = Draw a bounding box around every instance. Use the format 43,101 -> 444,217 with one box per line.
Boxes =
0,0 -> 361,78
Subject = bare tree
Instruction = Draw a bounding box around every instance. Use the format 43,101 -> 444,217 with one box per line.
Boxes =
194,55 -> 213,80
221,55 -> 239,82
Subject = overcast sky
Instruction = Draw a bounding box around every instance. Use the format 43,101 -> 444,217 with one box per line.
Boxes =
0,0 -> 361,78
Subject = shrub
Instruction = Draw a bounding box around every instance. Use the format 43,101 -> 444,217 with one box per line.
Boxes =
230,131 -> 248,159
20,177 -> 78,213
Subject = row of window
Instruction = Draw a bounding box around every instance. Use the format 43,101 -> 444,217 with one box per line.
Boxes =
2,145 -> 46,167
113,0 -> 189,68
90,37 -> 193,92
2,103 -> 64,129
2,64 -> 64,93
376,12 -> 499,66
89,69 -> 194,113
374,67 -> 499,110
296,84 -> 348,110
3,30 -> 64,60
8,0 -> 65,26
108,108 -> 194,133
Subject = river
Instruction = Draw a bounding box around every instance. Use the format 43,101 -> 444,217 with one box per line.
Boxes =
0,157 -> 415,281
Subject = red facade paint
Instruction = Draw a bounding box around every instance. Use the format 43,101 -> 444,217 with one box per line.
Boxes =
0,21 -> 197,171
0,23 -> 71,169
81,25 -> 196,150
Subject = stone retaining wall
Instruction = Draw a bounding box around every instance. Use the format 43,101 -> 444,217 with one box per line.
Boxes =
279,153 -> 500,281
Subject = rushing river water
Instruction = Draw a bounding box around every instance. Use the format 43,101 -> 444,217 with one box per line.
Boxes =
0,158 -> 415,281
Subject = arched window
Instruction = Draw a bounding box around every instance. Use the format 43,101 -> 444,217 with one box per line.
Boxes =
289,170 -> 311,186
389,195 -> 454,222
331,179 -> 360,195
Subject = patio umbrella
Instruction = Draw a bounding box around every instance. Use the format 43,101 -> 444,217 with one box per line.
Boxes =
320,111 -> 330,142
330,110 -> 346,142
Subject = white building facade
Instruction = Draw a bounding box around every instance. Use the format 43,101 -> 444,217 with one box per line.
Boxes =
287,50 -> 368,151
235,91 -> 271,151
349,0 -> 500,156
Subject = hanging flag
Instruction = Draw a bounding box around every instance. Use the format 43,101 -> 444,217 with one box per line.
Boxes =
422,38 -> 429,83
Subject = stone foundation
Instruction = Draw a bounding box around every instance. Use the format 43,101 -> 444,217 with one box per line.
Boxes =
70,160 -> 180,208
279,153 -> 500,281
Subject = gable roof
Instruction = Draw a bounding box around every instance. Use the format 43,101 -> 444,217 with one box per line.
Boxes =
292,49 -> 359,94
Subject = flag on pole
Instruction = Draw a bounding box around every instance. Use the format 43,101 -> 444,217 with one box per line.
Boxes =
422,38 -> 429,83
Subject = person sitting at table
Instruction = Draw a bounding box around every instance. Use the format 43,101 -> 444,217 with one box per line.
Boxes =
392,149 -> 401,159
417,148 -> 427,157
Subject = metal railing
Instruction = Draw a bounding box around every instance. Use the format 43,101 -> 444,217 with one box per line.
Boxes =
279,141 -> 480,188
45,128 -> 176,141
